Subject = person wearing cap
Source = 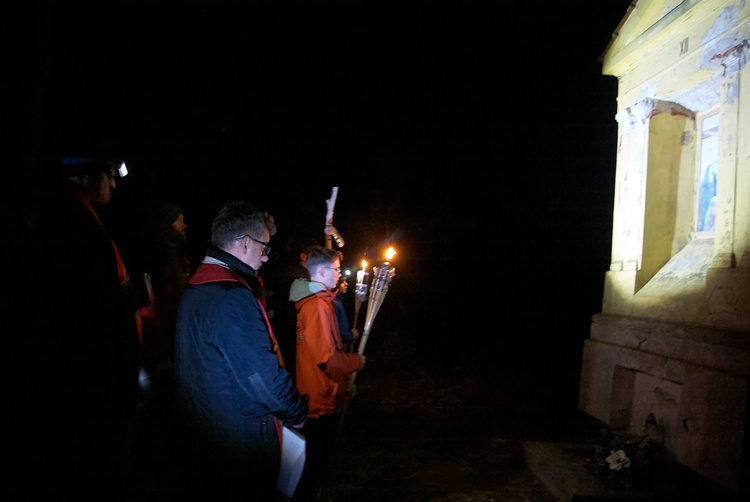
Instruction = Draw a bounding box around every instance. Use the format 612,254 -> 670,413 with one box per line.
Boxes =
61,157 -> 127,207
128,200 -> 191,492
6,157 -> 146,499
138,199 -> 190,378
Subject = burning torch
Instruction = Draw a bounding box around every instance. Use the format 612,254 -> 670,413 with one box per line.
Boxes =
348,247 -> 396,389
356,247 -> 396,356
350,258 -> 369,351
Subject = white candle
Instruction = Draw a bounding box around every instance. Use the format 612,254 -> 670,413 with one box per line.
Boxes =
357,259 -> 367,284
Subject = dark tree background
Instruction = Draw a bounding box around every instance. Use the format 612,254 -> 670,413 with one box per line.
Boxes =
12,1 -> 631,394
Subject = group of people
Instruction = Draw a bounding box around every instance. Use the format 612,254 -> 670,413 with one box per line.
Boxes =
174,203 -> 366,501
2,157 -> 365,501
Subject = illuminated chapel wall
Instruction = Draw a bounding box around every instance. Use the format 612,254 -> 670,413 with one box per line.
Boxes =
599,0 -> 750,330
580,0 -> 750,491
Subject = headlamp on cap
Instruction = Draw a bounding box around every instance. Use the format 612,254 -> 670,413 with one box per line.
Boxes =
61,157 -> 129,178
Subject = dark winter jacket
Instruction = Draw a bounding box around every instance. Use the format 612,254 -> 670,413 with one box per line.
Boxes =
175,245 -> 308,467
5,174 -> 143,497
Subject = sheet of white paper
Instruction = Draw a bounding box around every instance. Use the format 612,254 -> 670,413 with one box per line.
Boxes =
277,424 -> 306,497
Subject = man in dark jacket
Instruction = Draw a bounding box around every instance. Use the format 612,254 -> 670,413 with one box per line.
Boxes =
174,200 -> 308,501
4,158 -> 144,500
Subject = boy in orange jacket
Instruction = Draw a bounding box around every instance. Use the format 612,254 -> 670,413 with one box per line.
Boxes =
289,245 -> 365,500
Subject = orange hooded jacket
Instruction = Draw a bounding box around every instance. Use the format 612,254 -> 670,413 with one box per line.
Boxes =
290,278 -> 364,418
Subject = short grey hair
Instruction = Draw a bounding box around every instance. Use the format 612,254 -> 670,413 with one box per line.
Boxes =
210,200 -> 269,250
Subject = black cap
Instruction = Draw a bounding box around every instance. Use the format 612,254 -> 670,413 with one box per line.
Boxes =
145,200 -> 183,233
60,157 -> 128,178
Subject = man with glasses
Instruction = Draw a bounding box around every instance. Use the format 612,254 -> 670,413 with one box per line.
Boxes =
289,245 -> 366,501
174,200 -> 308,500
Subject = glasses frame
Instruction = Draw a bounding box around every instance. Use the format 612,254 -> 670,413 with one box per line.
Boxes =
322,266 -> 342,274
235,235 -> 271,256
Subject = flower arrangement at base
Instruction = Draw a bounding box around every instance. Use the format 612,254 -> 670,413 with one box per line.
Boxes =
580,428 -> 658,491
606,448 -> 631,472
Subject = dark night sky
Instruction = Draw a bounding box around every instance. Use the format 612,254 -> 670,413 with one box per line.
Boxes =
16,1 -> 632,376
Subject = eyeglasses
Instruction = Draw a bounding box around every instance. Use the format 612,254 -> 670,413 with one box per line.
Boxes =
322,266 -> 342,274
235,235 -> 271,256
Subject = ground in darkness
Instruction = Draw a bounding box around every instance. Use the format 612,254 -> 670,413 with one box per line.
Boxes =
312,325 -> 573,502
127,320 -> 605,502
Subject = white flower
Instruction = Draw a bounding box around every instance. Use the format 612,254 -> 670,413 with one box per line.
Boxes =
605,449 -> 631,471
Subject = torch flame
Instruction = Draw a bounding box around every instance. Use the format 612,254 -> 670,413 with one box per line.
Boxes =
361,259 -> 367,270
385,247 -> 396,261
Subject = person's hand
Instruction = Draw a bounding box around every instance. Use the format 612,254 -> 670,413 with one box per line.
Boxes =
292,395 -> 309,428
351,327 -> 360,339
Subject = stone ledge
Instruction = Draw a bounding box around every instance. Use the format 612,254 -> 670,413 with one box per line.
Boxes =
521,441 -> 741,502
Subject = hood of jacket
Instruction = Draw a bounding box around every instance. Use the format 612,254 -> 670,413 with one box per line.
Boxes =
289,277 -> 335,303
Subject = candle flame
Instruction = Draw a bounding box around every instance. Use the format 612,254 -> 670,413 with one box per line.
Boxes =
385,247 -> 396,261
361,259 -> 367,270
